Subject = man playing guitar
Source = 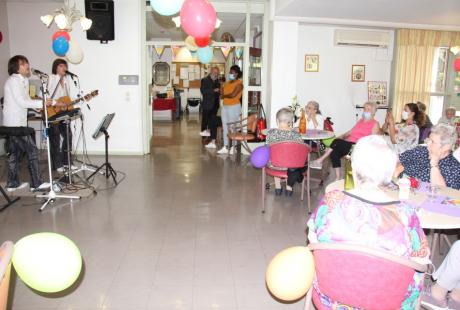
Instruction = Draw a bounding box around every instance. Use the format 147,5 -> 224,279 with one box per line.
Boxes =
47,59 -> 79,173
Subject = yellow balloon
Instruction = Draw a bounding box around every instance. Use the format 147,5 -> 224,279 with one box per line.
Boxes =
266,246 -> 315,301
185,36 -> 198,52
12,233 -> 82,293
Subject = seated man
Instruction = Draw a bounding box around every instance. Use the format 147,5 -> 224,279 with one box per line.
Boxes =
399,123 -> 460,190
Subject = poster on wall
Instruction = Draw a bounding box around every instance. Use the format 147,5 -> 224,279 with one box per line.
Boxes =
367,81 -> 388,107
304,54 -> 319,72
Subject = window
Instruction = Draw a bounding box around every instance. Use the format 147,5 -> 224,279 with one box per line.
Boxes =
429,47 -> 449,123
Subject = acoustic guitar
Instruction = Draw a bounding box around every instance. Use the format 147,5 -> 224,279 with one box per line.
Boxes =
47,90 -> 99,119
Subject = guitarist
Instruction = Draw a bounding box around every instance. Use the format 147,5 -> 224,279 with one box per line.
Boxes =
47,59 -> 80,173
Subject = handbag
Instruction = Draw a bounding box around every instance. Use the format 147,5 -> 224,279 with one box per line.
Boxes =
256,104 -> 267,141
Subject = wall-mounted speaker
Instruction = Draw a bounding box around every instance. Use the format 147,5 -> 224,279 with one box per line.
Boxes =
85,0 -> 114,43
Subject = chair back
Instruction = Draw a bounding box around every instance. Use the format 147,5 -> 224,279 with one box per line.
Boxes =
269,142 -> 309,168
324,117 -> 334,132
0,241 -> 14,310
309,242 -> 426,310
247,113 -> 258,133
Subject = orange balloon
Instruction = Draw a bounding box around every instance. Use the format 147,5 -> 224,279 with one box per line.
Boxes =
266,246 -> 315,301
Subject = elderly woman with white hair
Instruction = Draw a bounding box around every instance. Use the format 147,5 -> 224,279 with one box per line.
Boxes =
308,135 -> 430,310
399,123 -> 460,189
266,108 -> 303,196
438,106 -> 458,126
304,101 -> 324,130
310,101 -> 380,180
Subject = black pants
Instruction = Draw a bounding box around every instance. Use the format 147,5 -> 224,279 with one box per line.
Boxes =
201,104 -> 219,132
209,115 -> 222,140
7,135 -> 42,188
330,139 -> 354,168
49,121 -> 72,170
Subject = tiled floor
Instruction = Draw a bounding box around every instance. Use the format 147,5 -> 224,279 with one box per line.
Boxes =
1,117 -> 325,310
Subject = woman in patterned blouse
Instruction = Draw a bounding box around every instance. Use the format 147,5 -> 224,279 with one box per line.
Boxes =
399,123 -> 460,190
308,135 -> 430,310
266,108 -> 303,196
382,103 -> 423,154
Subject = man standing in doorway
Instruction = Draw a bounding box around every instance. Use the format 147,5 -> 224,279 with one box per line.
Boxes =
199,67 -> 220,137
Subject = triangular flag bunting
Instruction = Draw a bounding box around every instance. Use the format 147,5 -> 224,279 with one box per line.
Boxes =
234,47 -> 243,59
154,46 -> 165,59
171,46 -> 181,61
220,46 -> 232,60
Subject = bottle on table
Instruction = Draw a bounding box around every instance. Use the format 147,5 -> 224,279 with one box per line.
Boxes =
344,155 -> 354,190
299,108 -> 307,134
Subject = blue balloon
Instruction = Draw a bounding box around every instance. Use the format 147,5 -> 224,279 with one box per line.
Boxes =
52,37 -> 69,57
251,146 -> 270,168
150,0 -> 184,16
197,46 -> 213,64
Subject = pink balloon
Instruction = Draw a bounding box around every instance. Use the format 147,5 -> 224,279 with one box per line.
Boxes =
180,0 -> 216,38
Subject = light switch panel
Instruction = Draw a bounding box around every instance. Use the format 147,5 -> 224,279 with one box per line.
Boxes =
118,75 -> 139,85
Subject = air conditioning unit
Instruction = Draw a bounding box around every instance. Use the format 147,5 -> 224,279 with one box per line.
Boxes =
334,29 -> 390,48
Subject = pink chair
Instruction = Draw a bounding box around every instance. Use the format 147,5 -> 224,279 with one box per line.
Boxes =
0,241 -> 14,310
304,243 -> 428,310
261,142 -> 310,213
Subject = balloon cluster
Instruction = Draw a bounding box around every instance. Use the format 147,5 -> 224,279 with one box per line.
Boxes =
455,58 -> 460,72
150,0 -> 217,64
51,30 -> 84,64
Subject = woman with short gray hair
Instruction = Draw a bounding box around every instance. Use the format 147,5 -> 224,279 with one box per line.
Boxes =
310,101 -> 380,180
308,135 -> 430,309
266,108 -> 303,196
399,123 -> 460,189
438,106 -> 458,126
305,101 -> 324,130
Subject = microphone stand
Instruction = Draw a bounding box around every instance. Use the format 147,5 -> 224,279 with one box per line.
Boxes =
35,74 -> 80,211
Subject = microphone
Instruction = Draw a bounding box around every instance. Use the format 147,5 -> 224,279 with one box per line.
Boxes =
66,70 -> 78,78
31,68 -> 48,77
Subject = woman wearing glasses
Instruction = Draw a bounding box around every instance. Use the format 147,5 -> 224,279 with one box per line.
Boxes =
398,123 -> 460,190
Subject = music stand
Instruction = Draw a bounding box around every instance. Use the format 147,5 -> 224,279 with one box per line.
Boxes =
87,113 -> 117,185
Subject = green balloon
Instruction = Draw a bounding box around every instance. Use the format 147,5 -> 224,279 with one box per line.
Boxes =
12,233 -> 82,293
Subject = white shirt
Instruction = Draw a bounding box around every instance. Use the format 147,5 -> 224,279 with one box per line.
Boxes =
307,114 -> 324,130
454,147 -> 460,163
3,74 -> 43,127
47,74 -> 79,101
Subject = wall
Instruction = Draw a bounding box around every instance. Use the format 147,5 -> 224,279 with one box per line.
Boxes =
268,22 -> 394,135
7,0 -> 144,154
0,0 -> 10,99
296,25 -> 394,134
268,21 -> 298,127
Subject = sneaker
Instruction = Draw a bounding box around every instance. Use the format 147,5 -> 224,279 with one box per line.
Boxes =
228,146 -> 234,155
421,286 -> 448,310
57,166 -> 65,173
205,141 -> 217,149
6,182 -> 29,192
217,146 -> 229,155
309,160 -> 323,170
30,182 -> 51,192
200,130 -> 210,137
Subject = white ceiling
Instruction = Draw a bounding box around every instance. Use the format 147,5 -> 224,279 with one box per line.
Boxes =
275,0 -> 460,30
146,11 -> 263,42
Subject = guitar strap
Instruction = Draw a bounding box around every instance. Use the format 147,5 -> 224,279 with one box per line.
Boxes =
50,75 -> 69,99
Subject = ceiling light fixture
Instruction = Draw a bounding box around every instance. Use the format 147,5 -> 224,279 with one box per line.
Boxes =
40,0 -> 92,32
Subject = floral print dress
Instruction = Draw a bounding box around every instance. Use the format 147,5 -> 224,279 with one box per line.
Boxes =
307,190 -> 430,310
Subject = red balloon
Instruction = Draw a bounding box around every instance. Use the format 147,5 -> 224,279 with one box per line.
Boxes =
455,58 -> 460,72
194,37 -> 210,47
180,0 -> 216,38
52,30 -> 70,42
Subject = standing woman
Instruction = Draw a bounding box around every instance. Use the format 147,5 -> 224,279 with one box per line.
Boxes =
217,65 -> 243,155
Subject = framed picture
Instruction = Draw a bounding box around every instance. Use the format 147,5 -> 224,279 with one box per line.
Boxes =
351,65 -> 365,82
367,81 -> 388,107
305,54 -> 319,72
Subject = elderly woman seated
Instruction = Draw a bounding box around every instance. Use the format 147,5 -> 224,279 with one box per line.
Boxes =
266,108 -> 303,196
382,103 -> 422,154
308,135 -> 430,309
438,106 -> 458,126
398,123 -> 460,190
310,101 -> 380,180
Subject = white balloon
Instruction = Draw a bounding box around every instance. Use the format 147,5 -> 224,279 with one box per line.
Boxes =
66,40 -> 84,64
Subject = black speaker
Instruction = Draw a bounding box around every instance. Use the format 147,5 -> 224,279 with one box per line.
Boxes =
85,0 -> 114,43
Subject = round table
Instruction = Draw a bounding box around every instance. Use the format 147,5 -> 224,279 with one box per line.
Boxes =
261,129 -> 335,141
325,179 -> 460,230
